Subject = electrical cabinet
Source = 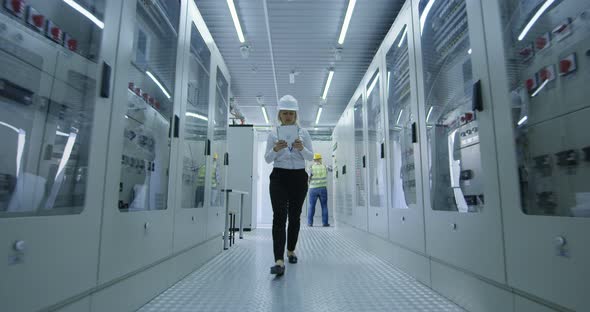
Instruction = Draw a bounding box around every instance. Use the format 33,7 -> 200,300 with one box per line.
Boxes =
227,125 -> 257,230
172,2 -> 213,252
352,95 -> 368,231
365,63 -> 389,239
412,0 -> 505,283
0,0 -> 121,311
382,2 -> 426,254
482,0 -> 590,310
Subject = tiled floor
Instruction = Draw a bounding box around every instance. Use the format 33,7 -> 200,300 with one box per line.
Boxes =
138,226 -> 465,312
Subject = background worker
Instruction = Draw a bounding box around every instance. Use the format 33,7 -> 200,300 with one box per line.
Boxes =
265,95 -> 314,276
307,153 -> 331,227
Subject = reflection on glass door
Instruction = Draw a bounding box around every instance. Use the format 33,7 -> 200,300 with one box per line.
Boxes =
353,97 -> 366,208
386,25 -> 417,210
0,0 -> 106,216
419,0 -> 483,213
366,72 -> 387,209
499,0 -> 590,217
211,68 -> 228,209
181,23 -> 210,209
118,0 -> 180,212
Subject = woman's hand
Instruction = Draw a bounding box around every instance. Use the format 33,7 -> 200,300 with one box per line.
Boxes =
273,140 -> 288,152
293,139 -> 304,151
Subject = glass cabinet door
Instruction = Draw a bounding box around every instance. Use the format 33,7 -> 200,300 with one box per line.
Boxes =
181,23 -> 210,209
210,68 -> 228,209
498,0 -> 590,217
418,0 -> 483,213
386,24 -> 417,210
0,0 -> 107,216
353,97 -> 366,210
118,0 -> 180,212
366,72 -> 387,209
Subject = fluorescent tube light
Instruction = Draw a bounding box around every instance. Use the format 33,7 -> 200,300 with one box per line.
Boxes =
315,107 -> 323,124
387,71 -> 391,88
338,0 -> 357,45
398,27 -> 407,47
146,71 -> 171,99
396,109 -> 404,125
186,112 -> 208,121
322,70 -> 334,100
531,79 -> 549,97
518,0 -> 555,41
517,116 -> 528,126
420,0 -> 436,35
426,106 -> 434,122
227,0 -> 245,43
367,75 -> 379,97
261,106 -> 269,124
468,48 -> 472,54
63,0 -> 104,29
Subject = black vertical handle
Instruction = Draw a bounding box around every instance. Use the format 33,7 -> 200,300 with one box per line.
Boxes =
173,115 -> 179,138
380,143 -> 385,159
411,122 -> 417,143
472,80 -> 483,112
362,155 -> 366,168
342,165 -> 346,174
206,139 -> 211,156
100,62 -> 111,98
224,152 -> 229,165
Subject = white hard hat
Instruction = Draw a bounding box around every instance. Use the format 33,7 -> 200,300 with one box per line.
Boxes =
277,95 -> 299,111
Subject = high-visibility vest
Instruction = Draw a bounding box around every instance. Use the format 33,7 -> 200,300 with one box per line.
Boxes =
309,164 -> 327,188
197,163 -> 218,187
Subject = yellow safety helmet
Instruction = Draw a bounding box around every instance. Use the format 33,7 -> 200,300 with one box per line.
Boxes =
213,152 -> 218,159
313,153 -> 322,160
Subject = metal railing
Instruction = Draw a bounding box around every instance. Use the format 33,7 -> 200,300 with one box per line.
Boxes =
221,189 -> 249,250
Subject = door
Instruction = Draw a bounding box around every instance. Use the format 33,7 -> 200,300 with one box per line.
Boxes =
353,95 -> 368,230
173,2 -> 212,252
384,2 -> 426,253
483,0 -> 590,309
366,68 -> 389,239
413,0 -> 505,282
0,0 -> 121,310
98,0 -> 182,283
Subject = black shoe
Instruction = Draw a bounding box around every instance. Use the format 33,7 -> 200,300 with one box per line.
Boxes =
288,255 -> 298,264
270,264 -> 285,276
322,224 -> 330,227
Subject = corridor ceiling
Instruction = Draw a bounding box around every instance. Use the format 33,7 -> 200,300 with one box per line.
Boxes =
194,0 -> 404,128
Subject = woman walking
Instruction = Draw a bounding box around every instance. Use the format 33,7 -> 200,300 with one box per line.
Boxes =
265,95 -> 314,276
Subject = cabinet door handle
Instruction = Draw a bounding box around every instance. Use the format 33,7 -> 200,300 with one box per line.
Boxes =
224,152 -> 229,165
100,62 -> 111,98
173,115 -> 180,138
362,156 -> 366,168
411,122 -> 417,143
472,80 -> 483,112
205,139 -> 211,156
380,143 -> 385,159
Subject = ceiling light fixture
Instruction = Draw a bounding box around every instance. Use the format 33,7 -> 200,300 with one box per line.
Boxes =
396,109 -> 404,125
186,112 -> 209,121
146,71 -> 171,99
367,74 -> 379,97
261,106 -> 269,124
398,27 -> 407,47
63,0 -> 104,29
315,106 -> 323,125
322,70 -> 334,100
420,0 -> 436,35
518,0 -> 555,41
338,0 -> 357,45
227,0 -> 246,43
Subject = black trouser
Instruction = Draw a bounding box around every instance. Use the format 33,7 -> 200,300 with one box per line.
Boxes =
269,168 -> 309,262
